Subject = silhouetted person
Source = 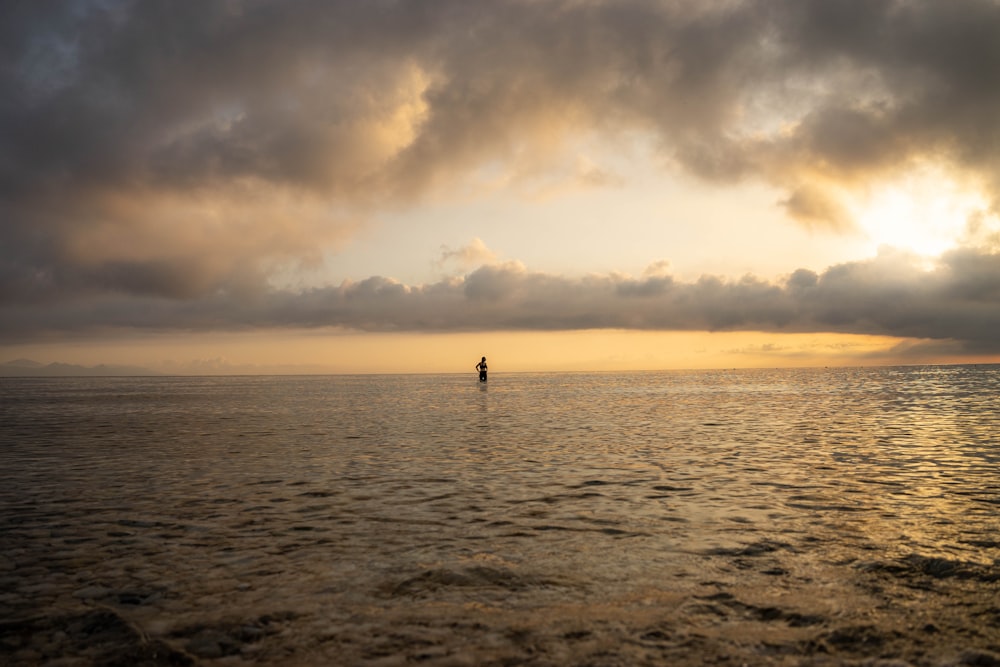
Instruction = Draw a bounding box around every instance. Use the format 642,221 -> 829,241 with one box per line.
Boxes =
476,356 -> 488,382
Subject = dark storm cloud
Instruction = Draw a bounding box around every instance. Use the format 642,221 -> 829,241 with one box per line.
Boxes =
4,251 -> 1000,353
2,0 -> 1000,347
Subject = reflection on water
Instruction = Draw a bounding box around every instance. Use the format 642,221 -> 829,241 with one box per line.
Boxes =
1,366 -> 999,665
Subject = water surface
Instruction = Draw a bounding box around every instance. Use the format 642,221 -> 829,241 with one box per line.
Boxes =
2,366 -> 999,665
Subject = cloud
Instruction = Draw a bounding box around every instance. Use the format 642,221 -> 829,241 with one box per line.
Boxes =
3,0 -> 1000,344
779,184 -> 854,232
435,238 -> 498,272
3,249 -> 999,354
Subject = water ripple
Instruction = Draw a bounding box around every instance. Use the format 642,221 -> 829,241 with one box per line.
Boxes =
2,366 -> 999,665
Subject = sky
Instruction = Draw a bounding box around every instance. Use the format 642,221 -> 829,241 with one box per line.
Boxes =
2,0 -> 1000,374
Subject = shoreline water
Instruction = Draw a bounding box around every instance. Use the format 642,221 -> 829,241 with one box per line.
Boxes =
2,367 -> 999,665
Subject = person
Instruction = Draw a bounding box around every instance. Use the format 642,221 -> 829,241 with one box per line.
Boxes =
476,356 -> 488,382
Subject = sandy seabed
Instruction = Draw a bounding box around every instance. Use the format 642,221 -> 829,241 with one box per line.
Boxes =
2,371 -> 999,665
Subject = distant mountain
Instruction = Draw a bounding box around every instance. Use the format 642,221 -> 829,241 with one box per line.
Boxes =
0,359 -> 162,377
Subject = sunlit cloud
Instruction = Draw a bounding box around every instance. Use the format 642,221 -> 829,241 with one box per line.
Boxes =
435,238 -> 498,273
845,166 -> 997,258
779,183 -> 855,233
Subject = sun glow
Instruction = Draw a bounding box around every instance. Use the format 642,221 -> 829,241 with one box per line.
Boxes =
848,168 -> 989,257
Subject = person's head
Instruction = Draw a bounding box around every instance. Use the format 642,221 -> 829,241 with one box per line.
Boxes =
482,356 -> 486,361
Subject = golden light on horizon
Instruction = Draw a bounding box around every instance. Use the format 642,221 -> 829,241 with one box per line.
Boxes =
2,329 -> 984,376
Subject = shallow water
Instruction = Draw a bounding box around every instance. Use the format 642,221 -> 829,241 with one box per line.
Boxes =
2,366 -> 999,665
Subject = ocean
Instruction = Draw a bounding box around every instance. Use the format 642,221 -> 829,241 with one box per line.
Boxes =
2,366 -> 999,665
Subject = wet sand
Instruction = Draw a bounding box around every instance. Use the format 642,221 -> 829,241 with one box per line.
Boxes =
2,371 -> 999,665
